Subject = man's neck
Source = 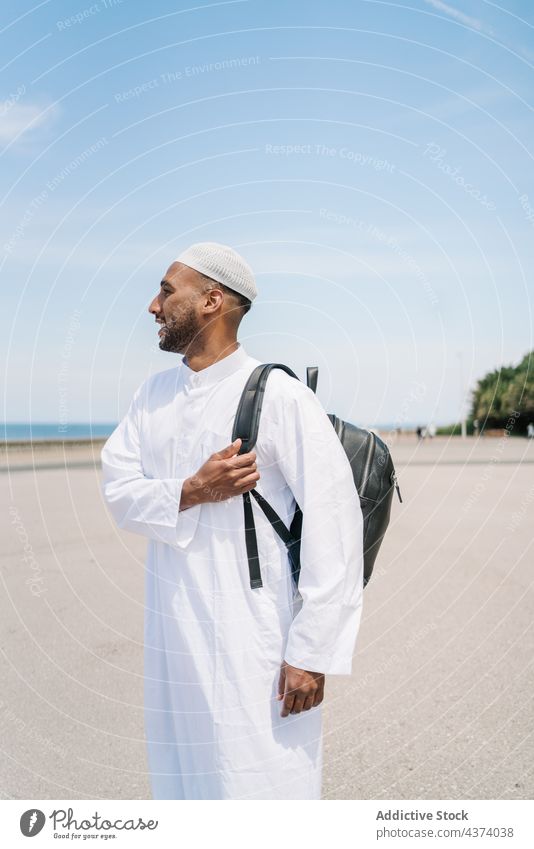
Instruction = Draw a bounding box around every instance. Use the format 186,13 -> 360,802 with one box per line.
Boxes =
183,340 -> 240,373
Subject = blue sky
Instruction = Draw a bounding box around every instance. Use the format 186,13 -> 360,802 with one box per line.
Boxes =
1,0 -> 533,427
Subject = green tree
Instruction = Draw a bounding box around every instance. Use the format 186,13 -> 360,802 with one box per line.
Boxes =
502,372 -> 534,416
469,352 -> 533,431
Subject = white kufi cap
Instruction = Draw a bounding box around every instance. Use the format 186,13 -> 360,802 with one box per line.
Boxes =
174,242 -> 257,302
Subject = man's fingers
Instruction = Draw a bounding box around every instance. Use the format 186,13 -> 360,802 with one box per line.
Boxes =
235,471 -> 260,492
290,695 -> 306,715
228,450 -> 256,469
281,693 -> 295,718
312,688 -> 324,708
303,694 -> 315,711
281,664 -> 296,716
279,666 -> 325,717
277,665 -> 285,700
214,438 -> 241,459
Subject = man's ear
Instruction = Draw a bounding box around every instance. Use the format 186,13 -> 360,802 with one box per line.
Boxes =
203,286 -> 224,313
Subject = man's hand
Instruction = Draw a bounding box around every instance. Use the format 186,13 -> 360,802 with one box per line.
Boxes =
179,438 -> 260,510
276,660 -> 325,717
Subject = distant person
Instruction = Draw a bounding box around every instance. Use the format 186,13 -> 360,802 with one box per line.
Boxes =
527,422 -> 534,439
416,426 -> 423,440
473,418 -> 480,437
428,422 -> 437,439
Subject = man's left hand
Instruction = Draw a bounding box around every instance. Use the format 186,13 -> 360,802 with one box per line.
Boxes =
277,660 -> 325,717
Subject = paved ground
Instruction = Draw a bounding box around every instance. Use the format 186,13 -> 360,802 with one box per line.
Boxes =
1,435 -> 533,799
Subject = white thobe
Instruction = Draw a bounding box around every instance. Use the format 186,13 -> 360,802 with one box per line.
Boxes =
100,344 -> 364,800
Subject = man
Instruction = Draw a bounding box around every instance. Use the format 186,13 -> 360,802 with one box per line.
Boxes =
101,242 -> 364,800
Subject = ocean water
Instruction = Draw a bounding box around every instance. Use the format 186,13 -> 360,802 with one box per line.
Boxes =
2,420 -> 421,443
2,423 -> 117,442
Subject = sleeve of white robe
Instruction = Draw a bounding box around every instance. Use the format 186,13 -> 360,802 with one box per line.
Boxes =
271,380 -> 364,675
100,386 -> 201,549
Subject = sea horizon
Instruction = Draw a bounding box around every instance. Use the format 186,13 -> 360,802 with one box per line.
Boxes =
2,423 -> 118,442
2,420 -> 431,443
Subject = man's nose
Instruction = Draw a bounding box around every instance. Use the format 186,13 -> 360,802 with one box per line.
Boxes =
148,294 -> 161,315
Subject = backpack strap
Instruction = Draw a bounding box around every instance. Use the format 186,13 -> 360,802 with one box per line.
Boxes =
306,366 -> 319,394
251,490 -> 301,584
243,490 -> 262,589
250,489 -> 295,547
244,489 -> 300,589
232,363 -> 300,588
232,363 -> 299,453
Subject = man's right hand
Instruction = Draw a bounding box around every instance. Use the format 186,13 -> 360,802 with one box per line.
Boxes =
179,438 -> 259,510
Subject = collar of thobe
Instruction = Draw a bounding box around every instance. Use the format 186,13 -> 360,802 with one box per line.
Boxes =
180,344 -> 250,389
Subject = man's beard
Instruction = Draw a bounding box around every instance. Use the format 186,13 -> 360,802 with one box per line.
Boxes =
159,306 -> 201,354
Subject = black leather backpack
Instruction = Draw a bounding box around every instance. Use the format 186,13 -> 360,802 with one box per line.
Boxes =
232,364 -> 402,591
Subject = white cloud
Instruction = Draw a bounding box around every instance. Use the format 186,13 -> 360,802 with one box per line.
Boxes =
422,1 -> 534,65
422,0 -> 483,31
0,101 -> 59,144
